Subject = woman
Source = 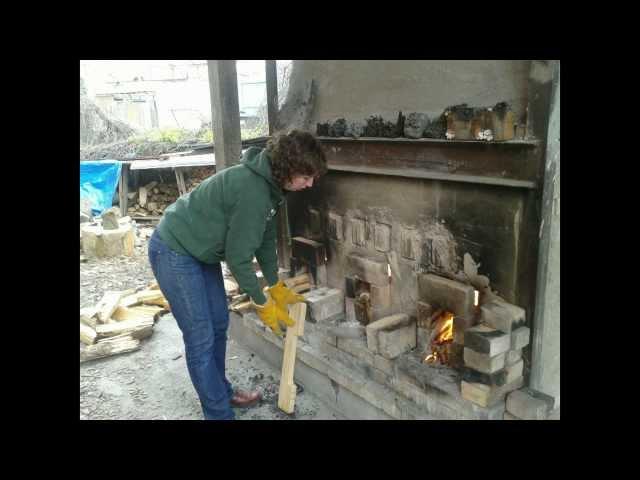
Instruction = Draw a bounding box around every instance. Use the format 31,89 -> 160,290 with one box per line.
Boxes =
148,130 -> 327,420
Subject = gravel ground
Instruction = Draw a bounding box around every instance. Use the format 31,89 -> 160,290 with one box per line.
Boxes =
80,224 -> 340,420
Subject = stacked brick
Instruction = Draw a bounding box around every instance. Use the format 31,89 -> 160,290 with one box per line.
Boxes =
460,299 -> 530,408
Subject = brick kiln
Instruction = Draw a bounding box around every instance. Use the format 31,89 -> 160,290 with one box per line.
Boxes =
237,131 -> 550,419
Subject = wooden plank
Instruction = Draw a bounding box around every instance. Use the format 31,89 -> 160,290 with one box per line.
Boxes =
129,154 -> 215,170
81,335 -> 140,363
277,302 -> 307,414
160,150 -> 194,157
80,322 -> 97,345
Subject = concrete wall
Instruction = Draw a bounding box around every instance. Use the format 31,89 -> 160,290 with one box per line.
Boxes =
281,60 -> 531,127
530,61 -> 560,407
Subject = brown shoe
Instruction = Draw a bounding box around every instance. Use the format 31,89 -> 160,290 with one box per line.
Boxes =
230,389 -> 262,408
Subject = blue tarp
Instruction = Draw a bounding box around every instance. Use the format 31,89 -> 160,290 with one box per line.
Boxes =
80,160 -> 122,216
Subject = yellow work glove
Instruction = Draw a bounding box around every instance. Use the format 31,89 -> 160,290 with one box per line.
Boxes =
268,280 -> 305,312
252,297 -> 296,337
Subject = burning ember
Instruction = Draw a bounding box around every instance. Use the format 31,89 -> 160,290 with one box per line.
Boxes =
424,311 -> 455,365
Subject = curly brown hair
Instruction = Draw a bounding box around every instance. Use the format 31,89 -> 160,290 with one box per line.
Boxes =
266,130 -> 327,188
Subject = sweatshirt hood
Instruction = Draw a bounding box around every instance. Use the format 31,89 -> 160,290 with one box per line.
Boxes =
241,147 -> 284,202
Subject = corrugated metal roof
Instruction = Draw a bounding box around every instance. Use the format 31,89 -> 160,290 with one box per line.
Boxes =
129,153 -> 215,170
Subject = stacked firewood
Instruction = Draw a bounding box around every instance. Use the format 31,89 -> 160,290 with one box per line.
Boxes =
127,181 -> 180,217
126,167 -> 214,217
80,282 -> 170,363
185,166 -> 214,192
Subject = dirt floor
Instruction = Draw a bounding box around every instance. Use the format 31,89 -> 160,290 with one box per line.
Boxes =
80,223 -> 341,420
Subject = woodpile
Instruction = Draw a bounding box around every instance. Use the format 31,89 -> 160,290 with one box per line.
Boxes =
127,181 -> 179,217
80,282 -> 170,363
126,167 -> 214,218
185,166 -> 214,191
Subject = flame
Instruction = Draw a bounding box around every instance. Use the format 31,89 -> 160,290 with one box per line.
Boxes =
434,312 -> 454,343
423,311 -> 455,365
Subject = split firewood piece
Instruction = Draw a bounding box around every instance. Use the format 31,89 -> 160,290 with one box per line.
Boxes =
277,302 -> 307,414
134,290 -> 170,309
136,290 -> 164,301
81,335 -> 140,363
231,293 -> 248,303
111,306 -> 155,322
95,317 -> 154,341
291,282 -> 311,294
230,301 -> 253,313
283,274 -> 310,289
224,279 -> 239,296
427,308 -> 444,330
80,306 -> 99,329
129,305 -> 164,316
80,322 -> 97,345
96,291 -> 130,324
148,281 -> 160,290
119,293 -> 142,308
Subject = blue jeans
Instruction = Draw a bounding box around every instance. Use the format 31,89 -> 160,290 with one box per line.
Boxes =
148,230 -> 235,420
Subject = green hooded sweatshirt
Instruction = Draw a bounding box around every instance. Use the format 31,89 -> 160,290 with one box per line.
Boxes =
156,147 -> 284,305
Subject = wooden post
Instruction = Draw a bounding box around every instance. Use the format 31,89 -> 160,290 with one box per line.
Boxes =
118,163 -> 129,217
175,167 -> 187,195
265,60 -> 278,135
277,302 -> 306,414
207,60 -> 242,171
277,202 -> 291,271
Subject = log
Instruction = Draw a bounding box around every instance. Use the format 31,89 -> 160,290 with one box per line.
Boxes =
81,336 -> 140,363
80,322 -> 97,345
278,302 -> 307,414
